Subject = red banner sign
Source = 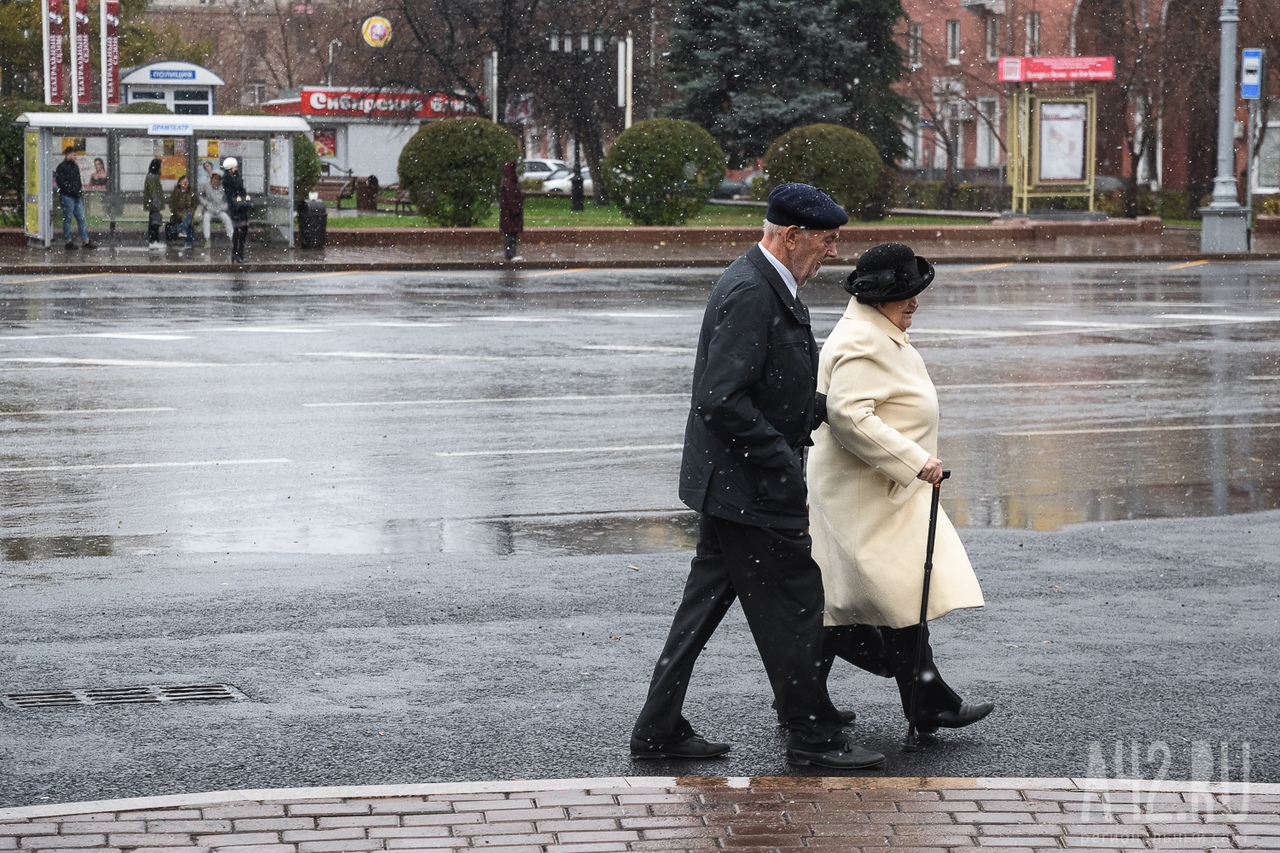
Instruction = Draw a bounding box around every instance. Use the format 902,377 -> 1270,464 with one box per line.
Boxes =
75,0 -> 91,104
105,0 -> 120,105
46,0 -> 64,105
998,56 -> 1115,83
298,88 -> 477,119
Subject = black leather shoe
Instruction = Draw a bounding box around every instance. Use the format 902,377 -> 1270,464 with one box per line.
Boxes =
786,739 -> 885,770
630,734 -> 731,760
916,702 -> 995,733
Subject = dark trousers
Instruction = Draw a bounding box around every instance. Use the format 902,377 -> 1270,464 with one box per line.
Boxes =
633,514 -> 846,751
503,232 -> 519,259
823,623 -> 961,721
231,224 -> 248,262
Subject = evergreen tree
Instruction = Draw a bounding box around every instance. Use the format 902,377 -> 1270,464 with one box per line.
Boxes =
663,0 -> 908,166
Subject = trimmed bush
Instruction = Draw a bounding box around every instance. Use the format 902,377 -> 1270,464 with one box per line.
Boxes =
293,132 -> 322,199
762,124 -> 882,218
116,102 -> 175,114
397,117 -> 519,227
602,118 -> 725,226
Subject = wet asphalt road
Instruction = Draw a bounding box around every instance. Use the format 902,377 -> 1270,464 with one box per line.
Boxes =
0,261 -> 1278,807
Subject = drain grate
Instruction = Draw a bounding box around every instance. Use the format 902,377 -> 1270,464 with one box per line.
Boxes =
1,683 -> 248,709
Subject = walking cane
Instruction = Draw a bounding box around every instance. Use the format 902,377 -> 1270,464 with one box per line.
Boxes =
904,469 -> 950,752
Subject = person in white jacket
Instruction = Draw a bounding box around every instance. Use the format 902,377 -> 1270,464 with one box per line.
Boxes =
199,172 -> 234,245
807,242 -> 994,737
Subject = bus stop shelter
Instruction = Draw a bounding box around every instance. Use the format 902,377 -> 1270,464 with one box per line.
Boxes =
17,113 -> 312,247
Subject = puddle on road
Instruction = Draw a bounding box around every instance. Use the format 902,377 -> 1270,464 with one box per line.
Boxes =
4,476 -> 1279,561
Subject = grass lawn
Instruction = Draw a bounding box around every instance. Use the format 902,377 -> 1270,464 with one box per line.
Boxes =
325,195 -> 988,229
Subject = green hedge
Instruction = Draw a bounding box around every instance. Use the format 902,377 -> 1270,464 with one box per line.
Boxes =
761,124 -> 882,218
397,118 -> 519,227
602,118 -> 725,225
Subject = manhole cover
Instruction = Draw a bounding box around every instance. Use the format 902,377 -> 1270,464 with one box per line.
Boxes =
1,683 -> 248,709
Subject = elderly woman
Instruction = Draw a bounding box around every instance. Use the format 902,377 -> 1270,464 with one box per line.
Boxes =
807,242 -> 993,736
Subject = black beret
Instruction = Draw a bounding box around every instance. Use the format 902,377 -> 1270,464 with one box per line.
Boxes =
845,242 -> 935,303
765,182 -> 849,230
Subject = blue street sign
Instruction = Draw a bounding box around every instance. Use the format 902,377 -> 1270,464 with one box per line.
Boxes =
1242,48 -> 1264,100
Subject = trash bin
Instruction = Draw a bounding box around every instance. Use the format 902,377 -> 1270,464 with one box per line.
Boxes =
297,199 -> 328,249
356,175 -> 380,212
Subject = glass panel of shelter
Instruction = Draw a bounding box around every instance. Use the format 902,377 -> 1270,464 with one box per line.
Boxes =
93,135 -> 267,234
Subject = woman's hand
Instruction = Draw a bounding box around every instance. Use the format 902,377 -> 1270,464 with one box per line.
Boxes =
917,457 -> 944,484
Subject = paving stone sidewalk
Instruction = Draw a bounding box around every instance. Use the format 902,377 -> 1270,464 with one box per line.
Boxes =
0,777 -> 1276,853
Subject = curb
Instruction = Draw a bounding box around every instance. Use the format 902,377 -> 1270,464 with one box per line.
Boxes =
1,777 -> 1274,821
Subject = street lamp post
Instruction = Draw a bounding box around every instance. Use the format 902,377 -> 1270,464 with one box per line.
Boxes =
327,39 -> 342,87
549,31 -> 606,212
1200,0 -> 1249,253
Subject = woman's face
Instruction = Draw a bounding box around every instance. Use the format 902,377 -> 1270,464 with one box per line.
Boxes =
178,177 -> 189,188
876,295 -> 920,332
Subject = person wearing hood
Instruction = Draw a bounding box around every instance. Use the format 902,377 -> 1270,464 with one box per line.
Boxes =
221,157 -> 250,263
499,161 -> 524,261
807,241 -> 994,738
143,157 -> 165,250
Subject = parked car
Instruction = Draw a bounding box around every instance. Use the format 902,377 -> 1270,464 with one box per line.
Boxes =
541,166 -> 594,195
713,170 -> 764,199
521,158 -> 568,180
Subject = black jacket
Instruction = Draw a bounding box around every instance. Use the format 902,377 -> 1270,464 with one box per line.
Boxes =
222,169 -> 249,223
54,159 -> 83,199
678,245 -> 824,530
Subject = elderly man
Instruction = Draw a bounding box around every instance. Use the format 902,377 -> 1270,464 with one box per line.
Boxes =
630,183 -> 885,770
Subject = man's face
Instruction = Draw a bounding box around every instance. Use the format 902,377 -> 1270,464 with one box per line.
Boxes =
65,151 -> 76,162
788,227 -> 840,286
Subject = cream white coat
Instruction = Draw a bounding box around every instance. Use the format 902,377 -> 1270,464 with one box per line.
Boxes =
808,299 -> 984,628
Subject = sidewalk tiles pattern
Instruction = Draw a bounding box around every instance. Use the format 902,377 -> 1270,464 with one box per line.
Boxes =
1,777 -> 1277,853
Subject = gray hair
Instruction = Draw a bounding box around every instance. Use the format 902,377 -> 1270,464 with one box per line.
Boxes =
762,220 -> 786,238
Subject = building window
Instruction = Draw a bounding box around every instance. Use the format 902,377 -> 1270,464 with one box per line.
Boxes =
977,97 -> 1000,168
908,22 -> 922,70
1025,12 -> 1040,56
242,82 -> 268,106
902,102 -> 922,168
947,19 -> 961,64
986,17 -> 1001,62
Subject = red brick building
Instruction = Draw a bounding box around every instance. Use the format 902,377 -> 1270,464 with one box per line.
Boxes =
896,0 -> 1277,201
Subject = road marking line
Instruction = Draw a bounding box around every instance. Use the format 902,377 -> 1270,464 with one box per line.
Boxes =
0,357 -> 220,368
0,458 -> 291,473
0,333 -> 192,341
477,316 -> 558,323
436,443 -> 681,458
206,326 -> 327,334
517,267 -> 593,278
579,345 -> 696,354
305,392 -> 684,408
1159,313 -> 1277,323
1027,320 -> 1156,329
336,322 -> 456,328
0,273 -> 112,284
961,262 -> 1014,272
262,271 -> 360,281
938,379 -> 1150,391
1168,260 -> 1210,270
304,351 -> 504,361
0,407 -> 176,417
999,422 -> 1280,437
1250,375 -> 1280,381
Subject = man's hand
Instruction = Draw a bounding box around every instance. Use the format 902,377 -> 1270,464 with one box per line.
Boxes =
917,457 -> 943,484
